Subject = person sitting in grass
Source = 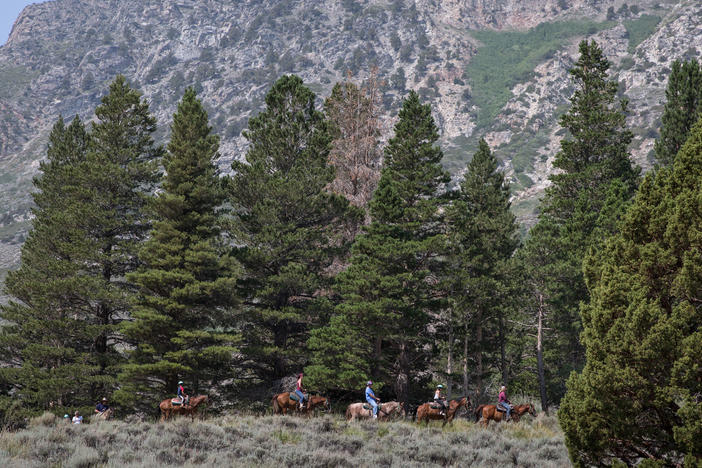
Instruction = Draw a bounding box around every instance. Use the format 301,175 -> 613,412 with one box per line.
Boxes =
365,381 -> 380,419
72,410 -> 83,424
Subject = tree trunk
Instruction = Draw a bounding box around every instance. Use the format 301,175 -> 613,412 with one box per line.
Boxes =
447,318 -> 453,399
372,336 -> 382,377
273,324 -> 288,378
499,313 -> 508,385
463,330 -> 469,397
395,340 -> 410,407
537,293 -> 548,415
475,308 -> 483,402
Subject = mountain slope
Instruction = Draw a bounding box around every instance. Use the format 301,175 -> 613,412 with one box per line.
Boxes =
0,0 -> 700,280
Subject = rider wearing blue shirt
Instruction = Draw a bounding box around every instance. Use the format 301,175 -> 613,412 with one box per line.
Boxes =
365,381 -> 380,418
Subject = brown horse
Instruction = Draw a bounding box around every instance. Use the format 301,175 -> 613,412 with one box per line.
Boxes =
159,395 -> 208,421
345,401 -> 406,421
474,403 -> 536,427
271,393 -> 331,416
416,396 -> 470,426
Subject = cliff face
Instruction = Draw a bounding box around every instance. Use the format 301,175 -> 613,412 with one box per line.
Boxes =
0,0 -> 700,277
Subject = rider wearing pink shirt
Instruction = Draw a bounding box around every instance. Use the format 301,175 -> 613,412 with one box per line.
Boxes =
498,385 -> 512,421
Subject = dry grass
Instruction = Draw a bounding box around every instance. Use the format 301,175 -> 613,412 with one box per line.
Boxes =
0,411 -> 569,467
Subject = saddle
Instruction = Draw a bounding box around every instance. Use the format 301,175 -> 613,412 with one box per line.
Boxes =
430,402 -> 445,410
171,397 -> 189,406
496,404 -> 511,413
289,392 -> 306,402
363,403 -> 373,410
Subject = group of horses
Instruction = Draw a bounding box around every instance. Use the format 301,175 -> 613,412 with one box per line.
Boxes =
270,392 -> 537,427
154,390 -> 536,426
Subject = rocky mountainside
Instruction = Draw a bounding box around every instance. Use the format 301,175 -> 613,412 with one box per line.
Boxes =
0,0 -> 700,279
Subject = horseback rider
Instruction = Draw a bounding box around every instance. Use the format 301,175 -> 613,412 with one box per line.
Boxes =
177,381 -> 188,406
434,384 -> 447,416
498,385 -> 512,421
365,381 -> 380,419
94,397 -> 109,414
295,372 -> 307,410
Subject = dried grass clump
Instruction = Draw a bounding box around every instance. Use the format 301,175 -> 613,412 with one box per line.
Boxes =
0,411 -> 569,467
28,412 -> 57,428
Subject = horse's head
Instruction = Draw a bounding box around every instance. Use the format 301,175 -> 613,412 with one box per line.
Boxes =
191,395 -> 209,407
528,403 -> 536,417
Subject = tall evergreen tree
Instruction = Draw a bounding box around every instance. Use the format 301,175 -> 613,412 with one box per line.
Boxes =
1,76 -> 163,418
116,89 -> 239,411
229,75 -> 359,383
307,91 -> 449,404
519,40 -> 638,407
446,139 -> 519,400
654,59 -> 702,166
0,116 -> 97,418
559,117 -> 702,466
75,75 -> 163,391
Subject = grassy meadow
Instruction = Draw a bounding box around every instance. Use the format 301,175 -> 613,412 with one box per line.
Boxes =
0,410 -> 570,467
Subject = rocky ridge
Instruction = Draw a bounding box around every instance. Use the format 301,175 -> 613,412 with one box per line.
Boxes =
0,0 -> 700,279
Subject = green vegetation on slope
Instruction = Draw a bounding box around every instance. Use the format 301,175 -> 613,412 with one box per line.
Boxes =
0,413 -> 568,467
624,15 -> 661,52
465,21 -> 614,129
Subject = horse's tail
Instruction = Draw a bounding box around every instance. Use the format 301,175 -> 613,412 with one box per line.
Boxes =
272,394 -> 280,414
345,406 -> 351,420
474,404 -> 486,423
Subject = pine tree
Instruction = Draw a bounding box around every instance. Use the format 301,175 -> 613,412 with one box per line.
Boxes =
116,89 -> 239,411
559,117 -> 702,466
324,71 -> 382,211
307,91 -> 449,404
0,116 -> 98,419
74,75 -> 163,390
446,139 -> 519,400
519,40 -> 638,408
229,75 -> 359,383
654,59 -> 702,166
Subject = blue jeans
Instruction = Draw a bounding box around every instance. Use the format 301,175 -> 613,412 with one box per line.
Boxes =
295,389 -> 305,403
499,402 -> 511,419
367,399 -> 378,415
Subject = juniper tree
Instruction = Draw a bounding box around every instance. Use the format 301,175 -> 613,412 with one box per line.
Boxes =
519,40 -> 638,407
307,91 -> 449,404
446,139 -> 519,400
229,75 -> 360,383
654,59 -> 702,166
559,117 -> 702,467
116,89 -> 239,411
0,117 -> 97,418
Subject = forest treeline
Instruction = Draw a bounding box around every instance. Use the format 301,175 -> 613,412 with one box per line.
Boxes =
0,40 -> 700,465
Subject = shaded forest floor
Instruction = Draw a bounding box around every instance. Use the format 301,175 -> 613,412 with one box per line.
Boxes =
0,411 -> 570,467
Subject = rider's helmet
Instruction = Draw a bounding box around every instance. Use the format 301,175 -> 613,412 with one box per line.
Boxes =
102,397 -> 107,402
500,385 -> 506,391
437,384 -> 444,389
178,381 -> 184,385
63,414 -> 69,419
367,380 -> 373,386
